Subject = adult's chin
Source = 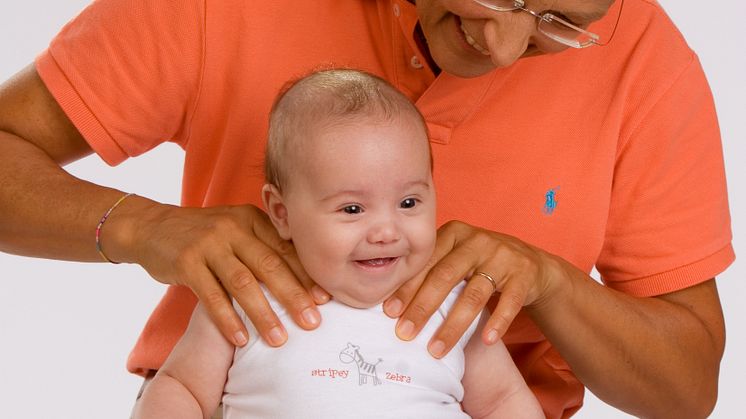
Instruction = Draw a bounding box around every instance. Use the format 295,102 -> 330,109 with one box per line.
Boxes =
429,42 -> 497,78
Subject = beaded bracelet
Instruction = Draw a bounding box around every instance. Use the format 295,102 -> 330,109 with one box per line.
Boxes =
95,192 -> 135,264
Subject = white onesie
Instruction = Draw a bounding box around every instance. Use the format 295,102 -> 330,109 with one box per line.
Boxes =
223,283 -> 478,419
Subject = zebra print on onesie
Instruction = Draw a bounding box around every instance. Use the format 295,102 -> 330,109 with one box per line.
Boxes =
223,282 -> 479,418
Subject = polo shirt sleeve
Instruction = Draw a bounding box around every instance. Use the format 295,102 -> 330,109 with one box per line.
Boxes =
596,54 -> 734,297
35,0 -> 204,166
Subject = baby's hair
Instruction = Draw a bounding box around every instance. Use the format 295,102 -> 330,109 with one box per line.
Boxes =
265,68 -> 428,191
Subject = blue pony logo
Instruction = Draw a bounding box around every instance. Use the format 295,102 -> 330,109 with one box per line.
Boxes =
543,187 -> 558,215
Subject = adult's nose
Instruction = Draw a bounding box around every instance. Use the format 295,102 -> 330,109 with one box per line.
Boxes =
482,10 -> 536,68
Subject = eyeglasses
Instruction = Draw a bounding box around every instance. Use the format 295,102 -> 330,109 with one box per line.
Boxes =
471,0 -> 623,49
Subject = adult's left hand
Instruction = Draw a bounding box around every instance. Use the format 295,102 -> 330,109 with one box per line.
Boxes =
383,220 -> 563,358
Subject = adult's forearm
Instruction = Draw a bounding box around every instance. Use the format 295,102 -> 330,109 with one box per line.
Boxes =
0,130 -> 149,262
528,259 -> 724,418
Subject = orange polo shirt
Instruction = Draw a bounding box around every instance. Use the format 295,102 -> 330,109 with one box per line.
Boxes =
37,0 -> 733,417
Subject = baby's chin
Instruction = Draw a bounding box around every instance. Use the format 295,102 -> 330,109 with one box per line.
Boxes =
331,289 -> 395,309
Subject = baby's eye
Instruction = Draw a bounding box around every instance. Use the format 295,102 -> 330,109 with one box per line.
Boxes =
343,205 -> 363,214
400,198 -> 417,209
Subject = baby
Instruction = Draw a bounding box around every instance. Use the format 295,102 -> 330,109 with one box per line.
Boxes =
134,69 -> 543,419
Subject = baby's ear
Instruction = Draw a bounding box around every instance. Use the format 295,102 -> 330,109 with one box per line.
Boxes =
261,184 -> 292,240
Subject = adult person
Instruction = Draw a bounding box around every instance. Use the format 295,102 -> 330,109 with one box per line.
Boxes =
0,0 -> 733,418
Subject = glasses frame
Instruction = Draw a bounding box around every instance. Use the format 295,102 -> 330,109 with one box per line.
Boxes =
471,0 -> 623,49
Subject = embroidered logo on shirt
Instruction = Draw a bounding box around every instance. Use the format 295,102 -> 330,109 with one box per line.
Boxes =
543,187 -> 559,215
339,343 -> 383,386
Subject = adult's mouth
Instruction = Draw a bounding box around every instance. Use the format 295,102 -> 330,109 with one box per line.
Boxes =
458,17 -> 491,56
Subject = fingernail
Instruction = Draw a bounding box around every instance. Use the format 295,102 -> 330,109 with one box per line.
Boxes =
311,285 -> 330,303
384,298 -> 403,317
234,331 -> 248,346
428,340 -> 446,358
397,319 -> 415,340
302,307 -> 320,327
267,326 -> 287,347
486,328 -> 499,344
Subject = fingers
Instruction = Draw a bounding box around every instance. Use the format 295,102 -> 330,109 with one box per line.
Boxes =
383,275 -> 421,318
392,221 -> 547,359
395,229 -> 474,342
188,262 -> 251,347
481,273 -> 531,344
134,204 -> 324,348
427,275 -> 495,358
383,248 -> 438,318
252,215 -> 330,305
386,222 -> 460,318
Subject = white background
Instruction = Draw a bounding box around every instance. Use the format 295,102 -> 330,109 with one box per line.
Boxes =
0,1 -> 743,417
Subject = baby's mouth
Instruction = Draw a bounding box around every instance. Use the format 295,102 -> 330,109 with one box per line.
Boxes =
460,20 -> 491,56
356,257 -> 399,267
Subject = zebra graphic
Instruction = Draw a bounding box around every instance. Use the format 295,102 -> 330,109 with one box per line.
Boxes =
339,342 -> 383,386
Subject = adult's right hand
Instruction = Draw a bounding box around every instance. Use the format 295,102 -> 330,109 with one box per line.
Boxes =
0,64 -> 326,349
109,200 -> 328,347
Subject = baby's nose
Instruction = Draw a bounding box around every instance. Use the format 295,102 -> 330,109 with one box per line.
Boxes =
367,218 -> 402,245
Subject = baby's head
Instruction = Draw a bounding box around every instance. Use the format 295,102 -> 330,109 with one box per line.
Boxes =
262,69 -> 435,308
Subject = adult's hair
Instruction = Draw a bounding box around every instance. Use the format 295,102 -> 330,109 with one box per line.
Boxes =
265,68 -> 428,190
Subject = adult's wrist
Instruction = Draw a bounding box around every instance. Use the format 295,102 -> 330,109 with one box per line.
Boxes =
100,194 -> 168,265
525,252 -> 576,318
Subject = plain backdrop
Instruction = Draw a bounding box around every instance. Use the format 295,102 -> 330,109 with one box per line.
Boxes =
0,1 -> 743,417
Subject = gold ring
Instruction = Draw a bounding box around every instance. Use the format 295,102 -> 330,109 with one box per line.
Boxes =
474,271 -> 498,295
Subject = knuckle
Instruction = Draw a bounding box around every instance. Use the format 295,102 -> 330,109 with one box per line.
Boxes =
251,307 -> 279,328
472,230 -> 493,248
429,263 -> 460,288
201,289 -> 226,307
493,312 -> 512,331
290,288 -> 312,304
437,324 -> 460,345
441,220 -> 465,235
407,301 -> 432,322
173,245 -> 198,267
280,287 -> 312,308
493,242 -> 513,261
442,220 -> 459,230
173,250 -> 202,278
257,250 -> 285,274
274,239 -> 295,257
462,286 -> 488,309
212,214 -> 241,233
501,291 -> 525,313
228,271 -> 256,291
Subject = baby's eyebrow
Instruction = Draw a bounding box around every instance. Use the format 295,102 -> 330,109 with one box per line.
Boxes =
319,190 -> 365,203
319,180 -> 430,202
402,180 -> 432,191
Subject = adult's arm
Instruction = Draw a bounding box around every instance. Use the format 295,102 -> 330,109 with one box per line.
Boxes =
0,65 -> 325,347
385,222 -> 725,418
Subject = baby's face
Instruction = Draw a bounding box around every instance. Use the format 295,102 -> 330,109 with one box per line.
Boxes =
281,116 -> 435,308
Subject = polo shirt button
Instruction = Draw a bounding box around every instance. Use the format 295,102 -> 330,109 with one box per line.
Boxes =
393,4 -> 401,17
410,55 -> 423,69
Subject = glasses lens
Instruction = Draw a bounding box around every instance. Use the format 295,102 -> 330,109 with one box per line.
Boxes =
538,14 -> 599,48
472,0 -> 521,12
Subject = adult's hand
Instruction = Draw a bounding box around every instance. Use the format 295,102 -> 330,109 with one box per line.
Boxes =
383,220 -> 560,358
383,220 -> 726,417
0,64 -> 328,349
106,200 -> 330,347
